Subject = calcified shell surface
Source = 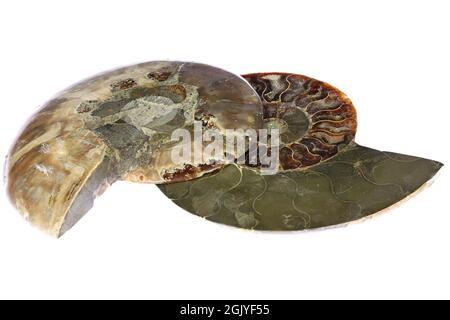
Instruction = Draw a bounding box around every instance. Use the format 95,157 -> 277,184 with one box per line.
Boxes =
158,73 -> 443,231
159,145 -> 442,230
6,65 -> 443,237
6,61 -> 263,237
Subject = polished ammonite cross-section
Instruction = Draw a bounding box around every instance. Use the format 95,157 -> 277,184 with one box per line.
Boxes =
5,61 -> 443,237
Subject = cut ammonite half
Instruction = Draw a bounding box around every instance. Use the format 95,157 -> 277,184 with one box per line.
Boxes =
158,72 -> 443,231
244,72 -> 357,170
5,61 -> 263,237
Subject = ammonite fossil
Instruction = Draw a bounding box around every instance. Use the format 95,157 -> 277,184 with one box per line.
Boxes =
5,63 -> 443,237
158,72 -> 443,230
5,61 -> 263,237
244,72 -> 357,170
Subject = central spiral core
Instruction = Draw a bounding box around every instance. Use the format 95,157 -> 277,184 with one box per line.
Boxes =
264,108 -> 310,144
264,118 -> 288,133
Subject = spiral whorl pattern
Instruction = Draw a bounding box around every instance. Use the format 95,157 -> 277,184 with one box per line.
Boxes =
243,73 -> 357,170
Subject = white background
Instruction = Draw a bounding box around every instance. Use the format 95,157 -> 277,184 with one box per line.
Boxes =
0,0 -> 449,300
